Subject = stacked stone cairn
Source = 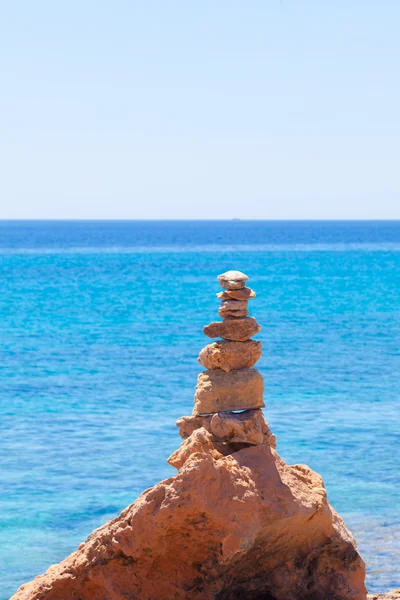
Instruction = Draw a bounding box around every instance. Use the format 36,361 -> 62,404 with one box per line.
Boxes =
174,270 -> 276,449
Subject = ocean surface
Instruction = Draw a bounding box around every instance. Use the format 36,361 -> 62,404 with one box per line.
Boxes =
1,220 -> 399,598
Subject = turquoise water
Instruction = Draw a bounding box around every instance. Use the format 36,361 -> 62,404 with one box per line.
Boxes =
1,221 -> 399,597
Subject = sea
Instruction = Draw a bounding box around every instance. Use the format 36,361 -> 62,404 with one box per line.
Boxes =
1,220 -> 399,598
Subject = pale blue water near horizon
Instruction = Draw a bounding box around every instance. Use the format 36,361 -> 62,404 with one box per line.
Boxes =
1,220 -> 399,598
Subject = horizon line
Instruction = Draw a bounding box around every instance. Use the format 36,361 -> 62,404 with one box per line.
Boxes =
1,218 -> 400,223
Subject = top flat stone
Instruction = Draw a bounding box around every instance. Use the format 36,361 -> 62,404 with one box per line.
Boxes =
218,270 -> 249,283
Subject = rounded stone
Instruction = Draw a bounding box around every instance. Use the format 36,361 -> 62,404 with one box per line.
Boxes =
218,270 -> 249,283
219,280 -> 246,290
218,308 -> 249,318
204,317 -> 261,341
193,368 -> 265,415
220,300 -> 248,311
198,340 -> 262,372
210,410 -> 265,445
176,409 -> 276,447
217,287 -> 256,301
218,271 -> 249,291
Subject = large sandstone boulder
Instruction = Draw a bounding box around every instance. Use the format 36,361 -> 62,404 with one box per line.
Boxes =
193,368 -> 265,415
198,340 -> 262,372
11,428 -> 367,600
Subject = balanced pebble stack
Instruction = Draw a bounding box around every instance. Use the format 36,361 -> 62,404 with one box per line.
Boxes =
175,270 -> 274,448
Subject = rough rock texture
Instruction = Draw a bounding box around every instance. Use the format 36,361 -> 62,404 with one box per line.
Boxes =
204,317 -> 261,341
217,287 -> 256,300
218,307 -> 249,318
219,279 -> 246,290
220,300 -> 249,312
368,592 -> 400,600
218,270 -> 249,283
176,409 -> 276,446
193,368 -> 265,415
12,429 -> 367,600
218,300 -> 249,319
210,410 -> 265,445
218,271 -> 249,290
168,427 -> 228,469
198,340 -> 262,372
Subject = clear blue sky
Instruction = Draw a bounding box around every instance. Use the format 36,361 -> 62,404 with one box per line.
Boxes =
1,1 -> 400,219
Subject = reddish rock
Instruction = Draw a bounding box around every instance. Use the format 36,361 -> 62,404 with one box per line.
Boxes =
176,409 -> 277,447
168,427 -> 225,469
219,279 -> 246,290
204,317 -> 261,341
218,270 -> 249,283
198,340 -> 262,372
220,300 -> 248,312
218,307 -> 249,318
176,413 -> 211,439
210,410 -> 262,444
217,287 -> 256,300
218,299 -> 249,319
11,430 -> 367,600
193,368 -> 265,415
218,270 -> 249,291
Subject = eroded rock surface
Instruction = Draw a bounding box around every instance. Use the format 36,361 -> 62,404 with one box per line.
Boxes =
177,409 -> 276,446
204,317 -> 261,341
217,287 -> 256,300
198,340 -> 262,372
12,429 -> 367,600
218,270 -> 249,283
218,307 -> 249,318
218,270 -> 248,290
193,368 -> 265,415
219,300 -> 249,312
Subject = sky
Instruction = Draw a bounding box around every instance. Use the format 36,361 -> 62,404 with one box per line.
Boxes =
1,0 -> 400,219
